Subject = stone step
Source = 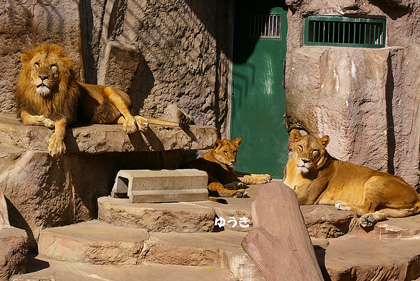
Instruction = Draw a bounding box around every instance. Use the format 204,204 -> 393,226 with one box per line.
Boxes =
38,220 -> 149,265
11,255 -> 237,281
314,235 -> 420,281
38,220 -> 263,280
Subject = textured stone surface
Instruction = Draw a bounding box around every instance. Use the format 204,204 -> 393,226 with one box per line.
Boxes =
0,114 -> 217,153
112,169 -> 208,203
302,205 -> 357,238
242,182 -> 324,281
38,220 -> 149,265
37,219 -> 262,280
0,227 -> 28,281
98,197 -> 217,233
322,236 -> 420,281
350,212 -> 420,239
12,258 -> 235,281
0,189 -> 9,228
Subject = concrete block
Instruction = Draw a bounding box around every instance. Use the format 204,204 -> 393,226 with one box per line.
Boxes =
111,169 -> 208,203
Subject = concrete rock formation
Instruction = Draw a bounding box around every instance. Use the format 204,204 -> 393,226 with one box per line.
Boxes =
0,114 -> 217,248
242,182 -> 324,281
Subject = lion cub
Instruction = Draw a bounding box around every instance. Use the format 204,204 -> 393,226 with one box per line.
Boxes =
283,129 -> 420,227
182,137 -> 271,200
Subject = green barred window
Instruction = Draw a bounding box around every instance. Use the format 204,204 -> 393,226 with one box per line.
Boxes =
304,16 -> 386,48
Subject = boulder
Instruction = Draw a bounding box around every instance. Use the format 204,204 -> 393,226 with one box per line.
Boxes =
0,227 -> 28,281
242,182 -> 323,281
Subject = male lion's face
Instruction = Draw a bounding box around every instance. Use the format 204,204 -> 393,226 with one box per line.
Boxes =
30,53 -> 61,97
213,137 -> 242,168
20,44 -> 75,98
289,129 -> 330,174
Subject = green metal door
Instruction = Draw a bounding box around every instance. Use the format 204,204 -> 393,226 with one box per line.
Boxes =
231,0 -> 288,178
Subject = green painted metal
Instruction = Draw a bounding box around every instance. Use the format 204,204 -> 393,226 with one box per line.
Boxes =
304,16 -> 386,48
231,0 -> 288,178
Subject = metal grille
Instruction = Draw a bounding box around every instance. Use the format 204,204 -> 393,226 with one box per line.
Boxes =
304,16 -> 386,48
250,15 -> 281,38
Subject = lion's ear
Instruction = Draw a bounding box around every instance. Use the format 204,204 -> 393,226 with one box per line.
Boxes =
231,137 -> 242,148
289,129 -> 302,143
20,51 -> 33,65
62,57 -> 75,69
320,135 -> 330,147
215,139 -> 222,148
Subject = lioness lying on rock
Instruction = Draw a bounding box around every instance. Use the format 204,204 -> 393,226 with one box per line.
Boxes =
283,129 -> 420,227
182,137 -> 271,200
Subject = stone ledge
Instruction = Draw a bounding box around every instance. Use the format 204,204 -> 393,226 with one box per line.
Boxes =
0,114 -> 217,153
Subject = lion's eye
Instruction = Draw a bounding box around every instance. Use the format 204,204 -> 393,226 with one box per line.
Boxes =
34,62 -> 39,68
224,151 -> 228,155
51,64 -> 57,69
298,145 -> 303,151
312,149 -> 319,155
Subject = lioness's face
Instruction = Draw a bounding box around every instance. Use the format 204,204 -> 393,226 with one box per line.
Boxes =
29,52 -> 62,97
213,137 -> 242,168
289,129 -> 330,174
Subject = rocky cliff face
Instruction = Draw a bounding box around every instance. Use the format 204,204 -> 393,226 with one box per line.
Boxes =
285,0 -> 420,189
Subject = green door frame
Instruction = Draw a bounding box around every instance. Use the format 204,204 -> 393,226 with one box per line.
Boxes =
230,0 -> 288,179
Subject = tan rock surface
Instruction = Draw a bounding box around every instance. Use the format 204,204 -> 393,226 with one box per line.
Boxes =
38,220 -> 149,265
0,113 -> 217,153
0,227 -> 28,281
242,182 -> 324,281
323,236 -> 420,281
12,257 -> 236,281
98,196 -> 217,233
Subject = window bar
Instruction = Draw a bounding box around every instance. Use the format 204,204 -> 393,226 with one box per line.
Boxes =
312,21 -> 316,42
338,22 -> 341,43
353,23 -> 356,44
332,21 -> 336,43
348,22 -> 351,43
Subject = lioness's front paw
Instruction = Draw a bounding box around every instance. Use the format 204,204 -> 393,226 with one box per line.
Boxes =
48,133 -> 66,157
135,116 -> 149,132
359,214 -> 375,228
233,189 -> 250,198
43,117 -> 55,128
123,118 -> 137,134
262,174 -> 272,183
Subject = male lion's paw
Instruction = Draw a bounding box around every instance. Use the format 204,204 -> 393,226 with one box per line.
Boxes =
233,189 -> 250,198
135,116 -> 149,132
335,201 -> 352,211
42,117 -> 55,128
123,118 -> 137,134
359,214 -> 375,228
48,133 -> 66,157
32,115 -> 55,128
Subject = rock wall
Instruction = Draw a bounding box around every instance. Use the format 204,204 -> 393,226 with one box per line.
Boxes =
0,0 -> 232,136
285,0 -> 420,189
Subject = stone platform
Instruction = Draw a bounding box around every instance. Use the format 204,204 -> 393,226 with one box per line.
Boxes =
10,183 -> 420,281
0,113 -> 217,250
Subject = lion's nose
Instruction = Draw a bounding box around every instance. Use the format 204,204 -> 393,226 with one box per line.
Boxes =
301,158 -> 310,163
39,74 -> 48,80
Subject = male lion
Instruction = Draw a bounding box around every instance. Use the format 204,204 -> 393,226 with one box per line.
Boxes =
283,129 -> 420,227
182,137 -> 271,200
15,43 -> 151,157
